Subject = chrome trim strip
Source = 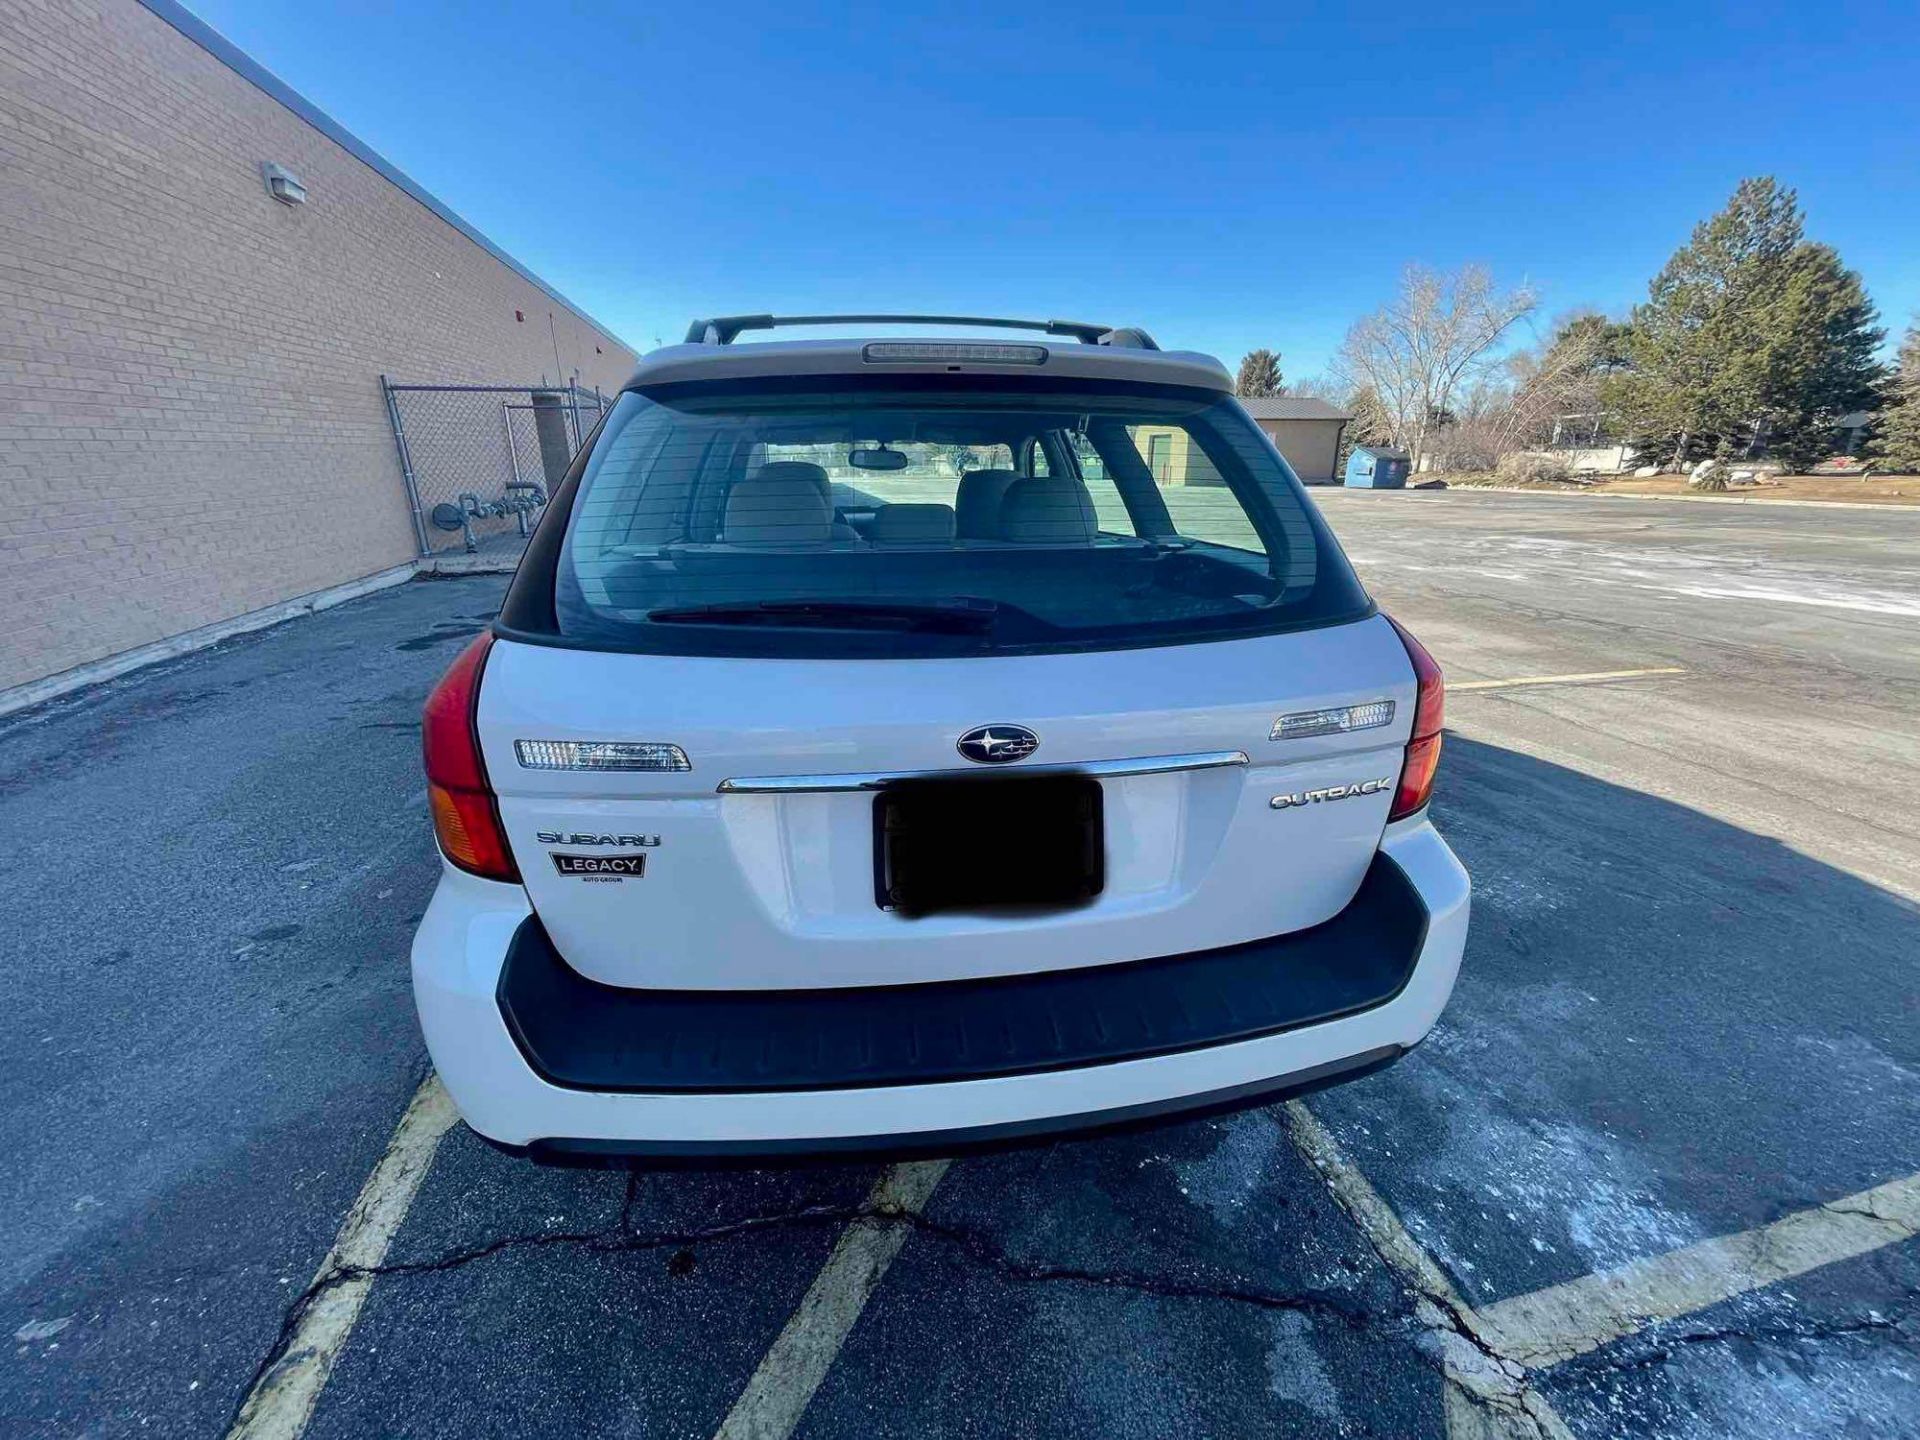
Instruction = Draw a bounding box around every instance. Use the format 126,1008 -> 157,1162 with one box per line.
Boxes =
717,750 -> 1249,795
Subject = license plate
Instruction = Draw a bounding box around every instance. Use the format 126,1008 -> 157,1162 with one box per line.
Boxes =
875,775 -> 1104,915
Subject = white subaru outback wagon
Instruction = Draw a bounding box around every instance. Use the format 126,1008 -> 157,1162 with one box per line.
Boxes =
411,314 -> 1468,1160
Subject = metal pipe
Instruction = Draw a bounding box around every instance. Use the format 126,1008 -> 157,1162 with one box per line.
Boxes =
456,491 -> 484,554
380,374 -> 431,556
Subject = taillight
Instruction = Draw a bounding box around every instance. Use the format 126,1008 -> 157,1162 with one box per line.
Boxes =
422,634 -> 520,882
1385,616 -> 1444,821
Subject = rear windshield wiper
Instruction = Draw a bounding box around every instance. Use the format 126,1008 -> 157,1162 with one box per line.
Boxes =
647,598 -> 1001,633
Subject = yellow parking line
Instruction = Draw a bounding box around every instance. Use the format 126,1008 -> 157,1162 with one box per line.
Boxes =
228,1075 -> 459,1440
1474,1170 -> 1920,1368
713,1160 -> 951,1440
1279,1103 -> 1576,1440
1288,1097 -> 1920,1431
1452,667 -> 1686,692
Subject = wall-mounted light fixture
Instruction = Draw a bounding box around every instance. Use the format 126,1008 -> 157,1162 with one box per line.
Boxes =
261,162 -> 308,206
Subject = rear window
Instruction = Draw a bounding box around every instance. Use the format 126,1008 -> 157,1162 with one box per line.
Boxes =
540,377 -> 1371,657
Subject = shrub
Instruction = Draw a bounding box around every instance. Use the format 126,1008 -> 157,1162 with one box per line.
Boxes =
1688,460 -> 1731,492
1495,453 -> 1572,484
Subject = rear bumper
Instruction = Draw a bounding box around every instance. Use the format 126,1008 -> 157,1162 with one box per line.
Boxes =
411,816 -> 1468,1157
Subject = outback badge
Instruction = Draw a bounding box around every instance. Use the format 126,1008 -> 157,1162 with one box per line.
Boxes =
1270,778 -> 1394,810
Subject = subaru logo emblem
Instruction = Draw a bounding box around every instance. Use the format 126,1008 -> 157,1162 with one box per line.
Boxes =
957,724 -> 1039,765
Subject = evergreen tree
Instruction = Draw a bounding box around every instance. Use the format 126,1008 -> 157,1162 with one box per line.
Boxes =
1543,313 -> 1633,377
1337,383 -> 1392,473
1236,349 -> 1283,398
1605,177 -> 1882,467
1873,321 -> 1920,473
1764,243 -> 1886,467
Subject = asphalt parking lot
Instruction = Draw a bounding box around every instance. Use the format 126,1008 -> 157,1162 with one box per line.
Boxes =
4,489 -> 1917,1438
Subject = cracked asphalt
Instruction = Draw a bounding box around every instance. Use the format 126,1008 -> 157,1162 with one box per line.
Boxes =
3,490 -> 1917,1438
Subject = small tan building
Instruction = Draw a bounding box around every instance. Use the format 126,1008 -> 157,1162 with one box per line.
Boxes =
0,0 -> 639,707
1130,395 -> 1350,488
1239,396 -> 1351,484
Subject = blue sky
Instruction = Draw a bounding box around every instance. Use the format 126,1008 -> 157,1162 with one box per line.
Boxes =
189,0 -> 1918,376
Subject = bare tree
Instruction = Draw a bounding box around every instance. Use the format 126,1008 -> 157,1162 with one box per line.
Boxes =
1345,311 -> 1629,473
1333,264 -> 1539,471
1506,312 -> 1630,446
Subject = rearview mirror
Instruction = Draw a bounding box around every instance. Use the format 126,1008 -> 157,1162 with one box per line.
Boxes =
848,446 -> 910,472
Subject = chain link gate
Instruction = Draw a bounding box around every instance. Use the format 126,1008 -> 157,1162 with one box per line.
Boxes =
380,379 -> 612,558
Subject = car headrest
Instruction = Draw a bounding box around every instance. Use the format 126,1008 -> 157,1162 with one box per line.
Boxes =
869,503 -> 957,544
754,460 -> 832,498
999,476 -> 1098,544
724,470 -> 833,544
955,468 -> 1020,539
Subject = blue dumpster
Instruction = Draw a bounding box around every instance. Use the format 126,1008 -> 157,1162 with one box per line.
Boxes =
1345,445 -> 1411,489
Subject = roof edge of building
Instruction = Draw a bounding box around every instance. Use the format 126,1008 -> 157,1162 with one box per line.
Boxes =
1238,395 -> 1353,422
135,0 -> 633,355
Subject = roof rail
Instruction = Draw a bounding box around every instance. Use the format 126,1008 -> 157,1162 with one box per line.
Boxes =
681,313 -> 1159,350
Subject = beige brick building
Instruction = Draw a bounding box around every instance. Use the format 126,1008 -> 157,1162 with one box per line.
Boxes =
0,0 -> 638,704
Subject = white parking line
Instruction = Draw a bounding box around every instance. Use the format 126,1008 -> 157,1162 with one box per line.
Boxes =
713,1160 -> 951,1440
227,1075 -> 459,1440
1474,1170 -> 1920,1367
1451,667 -> 1686,692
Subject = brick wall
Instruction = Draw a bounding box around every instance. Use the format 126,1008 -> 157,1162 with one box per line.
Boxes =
0,0 -> 639,693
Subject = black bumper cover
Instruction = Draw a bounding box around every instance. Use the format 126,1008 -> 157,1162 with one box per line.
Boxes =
489,1045 -> 1408,1165
497,851 -> 1428,1104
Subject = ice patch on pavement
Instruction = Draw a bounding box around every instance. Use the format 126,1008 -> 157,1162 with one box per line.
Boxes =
1175,1110 -> 1286,1225
1459,867 -> 1566,920
1265,1310 -> 1344,1423
1670,583 -> 1920,617
1370,984 -> 1705,1285
1409,1108 -> 1700,1280
1786,1033 -> 1920,1150
1347,527 -> 1920,620
1558,1325 -> 1920,1439
1036,1277 -> 1367,1435
1497,537 -> 1585,552
1553,1126 -> 1704,1269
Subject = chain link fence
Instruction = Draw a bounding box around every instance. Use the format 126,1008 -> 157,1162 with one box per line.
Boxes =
381,379 -> 612,558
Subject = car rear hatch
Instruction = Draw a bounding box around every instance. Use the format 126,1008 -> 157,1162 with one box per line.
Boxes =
478,614 -> 1416,991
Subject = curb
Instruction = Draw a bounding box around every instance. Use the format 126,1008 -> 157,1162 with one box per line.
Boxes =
5,549 -> 530,720
0,562 -> 417,721
417,553 -> 523,576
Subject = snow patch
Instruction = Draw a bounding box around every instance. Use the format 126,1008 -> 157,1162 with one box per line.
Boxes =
1265,1310 -> 1345,1422
1379,994 -> 1704,1284
1670,582 -> 1920,617
1567,1326 -> 1920,1439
